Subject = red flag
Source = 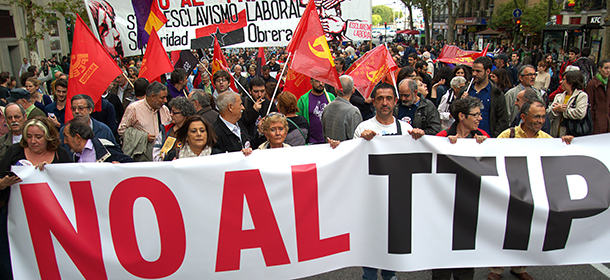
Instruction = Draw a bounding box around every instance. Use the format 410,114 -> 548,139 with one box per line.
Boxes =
139,29 -> 173,82
211,38 -> 228,75
434,44 -> 489,66
66,15 -> 123,121
212,39 -> 237,92
286,0 -> 341,91
258,47 -> 266,66
283,67 -> 312,99
346,45 -> 398,98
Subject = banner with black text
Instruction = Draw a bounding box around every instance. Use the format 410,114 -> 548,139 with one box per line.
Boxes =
8,135 -> 610,279
84,0 -> 372,59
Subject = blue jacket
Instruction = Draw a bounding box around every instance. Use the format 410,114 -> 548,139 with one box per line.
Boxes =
60,118 -> 119,156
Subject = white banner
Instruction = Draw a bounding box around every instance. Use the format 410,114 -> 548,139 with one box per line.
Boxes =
8,134 -> 610,279
83,0 -> 372,58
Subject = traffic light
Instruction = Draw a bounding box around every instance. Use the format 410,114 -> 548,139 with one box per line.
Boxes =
384,22 -> 387,29
516,19 -> 521,25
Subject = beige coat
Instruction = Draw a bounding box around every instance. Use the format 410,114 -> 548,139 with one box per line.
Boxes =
547,89 -> 588,137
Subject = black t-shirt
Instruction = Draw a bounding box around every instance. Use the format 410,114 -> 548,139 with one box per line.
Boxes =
0,86 -> 9,100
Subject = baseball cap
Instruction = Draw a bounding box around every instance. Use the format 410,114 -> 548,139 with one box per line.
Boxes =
7,88 -> 31,103
494,53 -> 509,62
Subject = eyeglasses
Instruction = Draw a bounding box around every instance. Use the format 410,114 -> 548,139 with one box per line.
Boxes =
171,111 -> 182,115
467,112 -> 482,118
521,73 -> 538,77
216,78 -> 228,83
70,106 -> 90,112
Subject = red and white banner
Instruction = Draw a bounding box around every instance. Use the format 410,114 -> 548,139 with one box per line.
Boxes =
8,134 -> 610,279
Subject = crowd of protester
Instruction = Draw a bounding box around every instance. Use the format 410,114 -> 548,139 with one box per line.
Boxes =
0,40 -> 607,280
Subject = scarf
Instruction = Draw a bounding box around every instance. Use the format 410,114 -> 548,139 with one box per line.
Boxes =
596,72 -> 608,87
179,143 -> 212,159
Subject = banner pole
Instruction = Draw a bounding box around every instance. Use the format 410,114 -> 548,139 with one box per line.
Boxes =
266,52 -> 292,116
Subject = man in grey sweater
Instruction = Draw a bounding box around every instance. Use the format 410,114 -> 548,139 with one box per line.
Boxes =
321,75 -> 362,142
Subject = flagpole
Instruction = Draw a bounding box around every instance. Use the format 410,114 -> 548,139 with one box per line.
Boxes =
465,77 -> 475,96
266,52 -> 292,116
390,71 -> 399,98
122,72 -> 134,88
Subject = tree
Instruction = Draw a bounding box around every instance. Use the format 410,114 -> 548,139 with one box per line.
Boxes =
372,5 -> 394,25
372,14 -> 382,26
489,0 -> 560,38
445,0 -> 468,44
11,0 -> 86,59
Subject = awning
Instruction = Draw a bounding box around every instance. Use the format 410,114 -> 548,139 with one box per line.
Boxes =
543,24 -> 602,31
475,28 -> 502,35
397,29 -> 420,35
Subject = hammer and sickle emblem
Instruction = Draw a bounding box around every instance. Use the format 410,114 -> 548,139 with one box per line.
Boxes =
366,70 -> 381,82
308,36 -> 335,67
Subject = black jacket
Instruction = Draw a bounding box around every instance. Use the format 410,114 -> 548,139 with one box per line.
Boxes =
394,93 -> 442,135
73,138 -> 133,163
240,97 -> 277,136
213,115 -> 259,153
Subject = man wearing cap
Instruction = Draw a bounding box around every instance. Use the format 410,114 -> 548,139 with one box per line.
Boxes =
7,88 -> 45,120
494,53 -> 517,85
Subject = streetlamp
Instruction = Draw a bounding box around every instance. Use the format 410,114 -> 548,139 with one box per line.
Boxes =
488,3 -> 495,22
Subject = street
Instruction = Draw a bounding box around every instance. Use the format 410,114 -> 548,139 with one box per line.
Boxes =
300,264 -> 610,279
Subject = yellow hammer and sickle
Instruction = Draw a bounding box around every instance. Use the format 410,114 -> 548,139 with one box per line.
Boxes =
366,69 -> 382,82
308,36 -> 335,67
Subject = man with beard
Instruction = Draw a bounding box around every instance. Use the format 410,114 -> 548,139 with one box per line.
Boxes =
46,78 -> 68,129
460,57 -> 509,137
394,78 -> 441,135
510,88 -> 551,134
0,103 -> 26,159
240,77 -> 276,136
297,78 -> 336,144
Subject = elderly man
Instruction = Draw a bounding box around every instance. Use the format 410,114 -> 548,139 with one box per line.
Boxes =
395,78 -> 441,135
213,91 -> 256,153
321,75 -> 362,141
60,94 -> 118,152
167,68 -> 189,99
0,103 -> 26,159
353,82 -> 424,280
189,89 -> 218,126
109,72 -> 135,109
297,78 -> 336,144
7,88 -> 45,120
504,65 -> 540,122
460,57 -> 509,137
438,76 -> 467,130
212,70 -> 232,99
118,81 -> 171,161
63,120 -> 132,163
233,65 -> 249,97
510,88 -> 551,134
241,77 -> 277,136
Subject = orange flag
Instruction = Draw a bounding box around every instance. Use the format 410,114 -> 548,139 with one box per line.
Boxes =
139,28 -> 173,82
346,45 -> 398,98
283,67 -> 312,99
66,15 -> 123,121
285,0 -> 341,91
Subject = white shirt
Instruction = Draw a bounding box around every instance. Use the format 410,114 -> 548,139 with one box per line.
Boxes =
353,117 -> 413,139
12,134 -> 21,144
220,115 -> 241,141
